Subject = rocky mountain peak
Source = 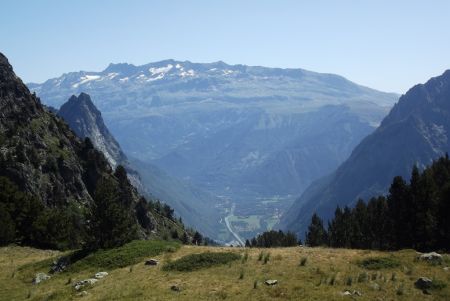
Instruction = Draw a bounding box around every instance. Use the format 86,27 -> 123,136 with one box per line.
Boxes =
58,93 -> 126,168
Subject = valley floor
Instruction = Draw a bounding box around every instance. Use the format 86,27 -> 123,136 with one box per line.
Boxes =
1,244 -> 449,300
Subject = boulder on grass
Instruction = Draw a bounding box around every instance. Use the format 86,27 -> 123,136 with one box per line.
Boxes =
94,272 -> 108,279
265,279 -> 278,286
418,252 -> 442,263
415,277 -> 433,290
145,259 -> 159,266
74,278 -> 98,290
33,272 -> 50,284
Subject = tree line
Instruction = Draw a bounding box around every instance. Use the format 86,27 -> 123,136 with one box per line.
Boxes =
245,230 -> 299,248
306,155 -> 450,252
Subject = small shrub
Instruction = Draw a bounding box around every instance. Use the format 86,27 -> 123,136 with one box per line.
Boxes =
328,273 -> 337,285
402,265 -> 413,275
345,276 -> 353,286
66,278 -> 72,285
162,252 -> 241,272
239,270 -> 244,279
371,273 -> 378,281
258,252 -> 263,261
396,284 -> 405,295
165,246 -> 177,253
216,290 -> 227,300
358,257 -> 400,270
263,253 -> 270,264
242,252 -> 248,263
299,257 -> 307,266
391,272 -> 397,282
430,279 -> 447,290
253,280 -> 258,289
357,272 -> 369,283
274,254 -> 282,261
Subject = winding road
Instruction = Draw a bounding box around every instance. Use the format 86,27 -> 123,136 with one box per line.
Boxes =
224,204 -> 245,247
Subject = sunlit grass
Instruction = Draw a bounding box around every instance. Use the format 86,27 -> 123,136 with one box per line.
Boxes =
1,245 -> 449,300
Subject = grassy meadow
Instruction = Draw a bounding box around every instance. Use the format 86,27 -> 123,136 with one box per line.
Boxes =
1,242 -> 449,300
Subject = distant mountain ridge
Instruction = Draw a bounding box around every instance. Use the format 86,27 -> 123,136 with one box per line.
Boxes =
29,59 -> 398,240
281,69 -> 450,237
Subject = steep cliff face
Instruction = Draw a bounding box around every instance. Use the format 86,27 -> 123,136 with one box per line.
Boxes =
281,70 -> 450,236
58,93 -> 126,169
0,52 -> 179,242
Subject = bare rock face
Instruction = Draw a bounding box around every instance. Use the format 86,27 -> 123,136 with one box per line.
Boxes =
58,93 -> 126,169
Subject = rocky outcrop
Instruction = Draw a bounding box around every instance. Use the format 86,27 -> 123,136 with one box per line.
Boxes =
58,93 -> 126,169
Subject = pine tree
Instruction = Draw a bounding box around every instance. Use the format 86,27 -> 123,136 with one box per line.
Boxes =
306,213 -> 327,247
87,177 -> 138,249
193,231 -> 203,245
387,176 -> 410,249
0,203 -> 15,245
181,232 -> 190,244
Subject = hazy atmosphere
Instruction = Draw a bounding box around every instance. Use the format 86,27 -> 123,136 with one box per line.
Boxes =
1,1 -> 450,300
2,0 -> 450,92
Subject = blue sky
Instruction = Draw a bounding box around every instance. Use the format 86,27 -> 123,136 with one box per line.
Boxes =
1,0 -> 449,93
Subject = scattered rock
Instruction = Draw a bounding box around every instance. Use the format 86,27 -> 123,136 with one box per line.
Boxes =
265,279 -> 278,286
353,290 -> 362,296
94,272 -> 108,279
33,272 -> 50,284
170,285 -> 181,292
341,290 -> 362,297
74,278 -> 98,290
414,277 -> 433,290
145,259 -> 159,266
418,252 -> 442,263
76,290 -> 88,297
443,267 -> 449,271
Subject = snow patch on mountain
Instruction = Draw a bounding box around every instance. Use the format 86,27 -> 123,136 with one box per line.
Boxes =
72,75 -> 101,88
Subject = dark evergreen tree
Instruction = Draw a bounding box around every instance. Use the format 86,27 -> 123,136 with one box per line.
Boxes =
87,177 -> 138,249
305,213 -> 328,247
192,231 -> 203,245
181,232 -> 190,244
0,203 -> 15,245
387,176 -> 411,249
